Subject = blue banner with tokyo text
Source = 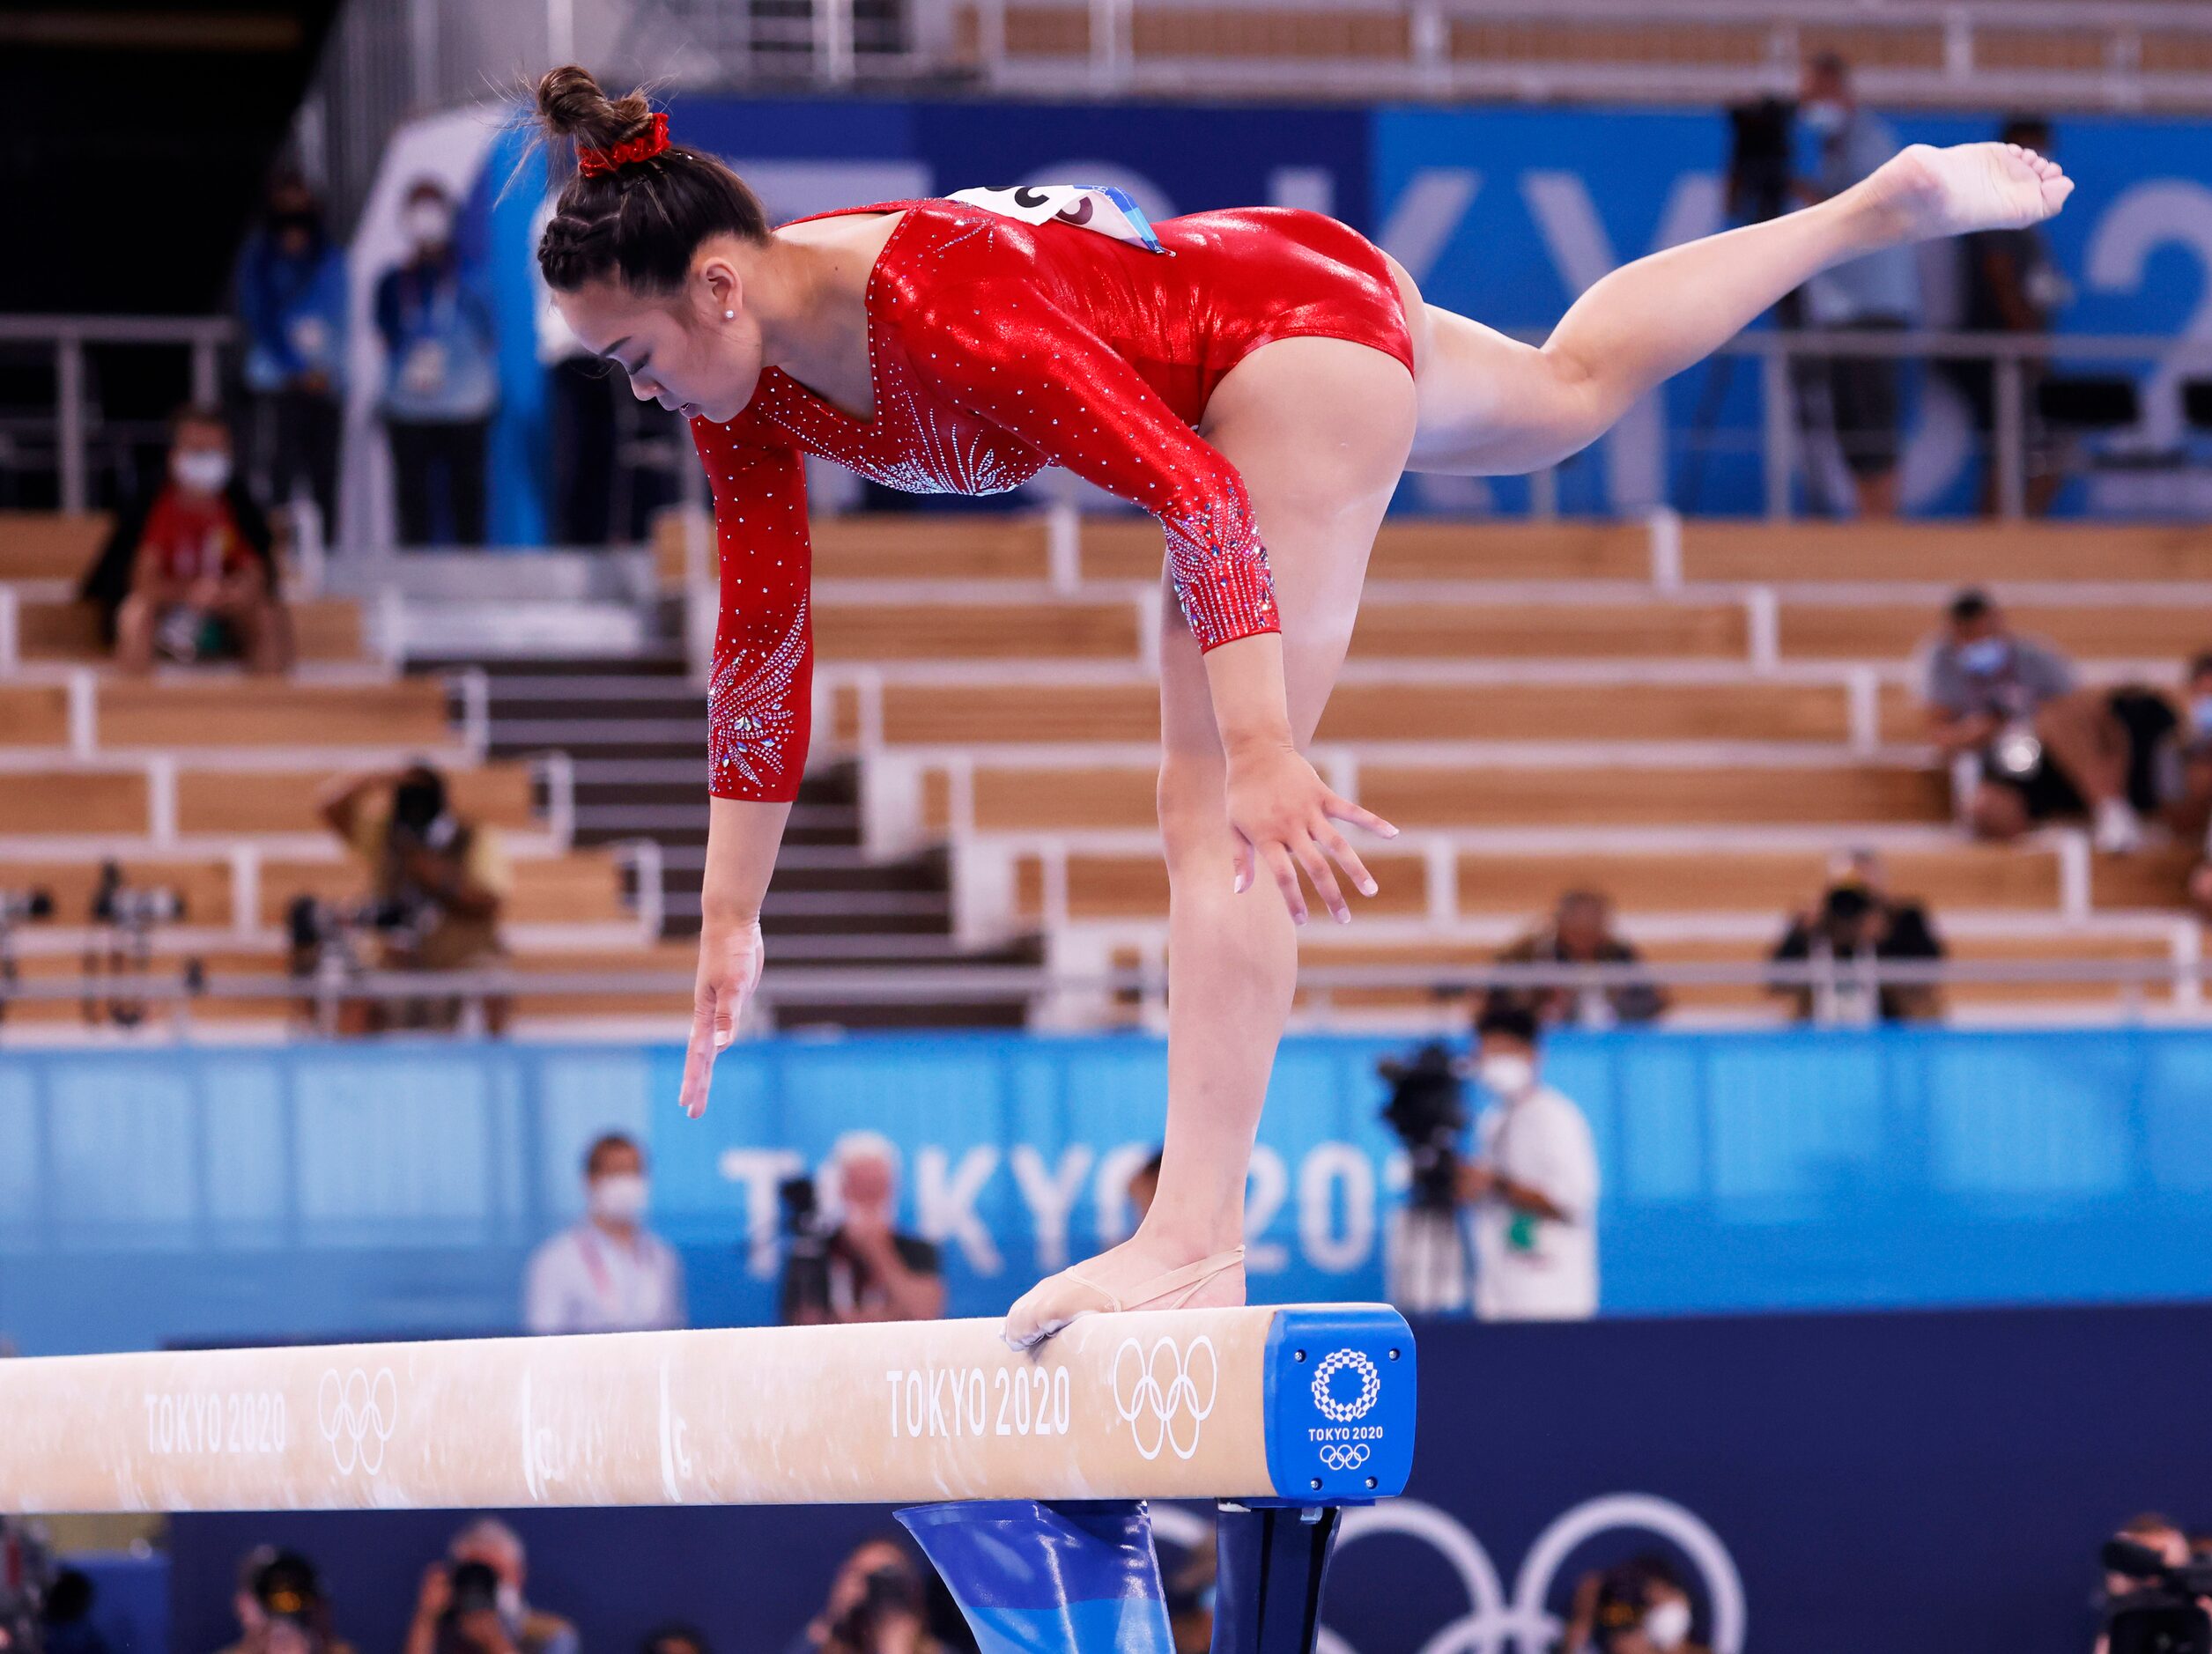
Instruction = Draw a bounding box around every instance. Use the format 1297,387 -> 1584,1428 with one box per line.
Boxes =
7,1029 -> 2212,1355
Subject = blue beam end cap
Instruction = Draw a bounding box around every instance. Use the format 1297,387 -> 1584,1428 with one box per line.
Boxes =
1261,1305 -> 1417,1505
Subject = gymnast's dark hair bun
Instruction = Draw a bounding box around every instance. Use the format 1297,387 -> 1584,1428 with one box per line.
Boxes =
534,65 -> 656,156
531,64 -> 770,296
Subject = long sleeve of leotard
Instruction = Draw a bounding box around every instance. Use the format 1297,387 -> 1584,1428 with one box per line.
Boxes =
911,280 -> 1281,652
693,419 -> 814,803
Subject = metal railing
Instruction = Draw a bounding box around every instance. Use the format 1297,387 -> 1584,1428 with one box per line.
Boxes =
0,316 -> 232,515
0,953 -> 2201,1036
1721,327 -> 2212,524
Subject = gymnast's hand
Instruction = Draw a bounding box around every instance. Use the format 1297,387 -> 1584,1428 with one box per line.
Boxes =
1224,742 -> 1397,925
679,912 -> 766,1118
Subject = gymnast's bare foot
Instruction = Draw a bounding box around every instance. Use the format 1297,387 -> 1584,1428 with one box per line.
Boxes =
1001,1231 -> 1247,1350
1860,141 -> 2074,246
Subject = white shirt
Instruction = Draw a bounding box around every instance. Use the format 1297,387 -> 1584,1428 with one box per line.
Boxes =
523,1222 -> 687,1334
1472,1083 -> 1600,1321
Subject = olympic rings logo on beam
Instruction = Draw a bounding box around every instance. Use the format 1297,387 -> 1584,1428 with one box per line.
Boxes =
1109,1335 -> 1217,1461
1317,1442 -> 1372,1472
1311,1349 -> 1381,1422
316,1368 -> 398,1476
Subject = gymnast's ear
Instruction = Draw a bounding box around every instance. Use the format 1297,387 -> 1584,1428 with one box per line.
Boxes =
696,255 -> 744,323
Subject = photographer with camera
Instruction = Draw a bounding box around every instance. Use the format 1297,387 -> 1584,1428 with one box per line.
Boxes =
523,1132 -> 686,1334
1927,590 -> 2170,854
319,764 -> 511,1033
1460,1004 -> 1600,1323
217,1549 -> 354,1654
1769,850 -> 1945,1026
404,1521 -> 575,1654
781,1539 -> 940,1654
1379,1041 -> 1474,1314
778,1133 -> 945,1326
2097,1512 -> 2212,1654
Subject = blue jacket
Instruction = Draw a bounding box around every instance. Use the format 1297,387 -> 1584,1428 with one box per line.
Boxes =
238,233 -> 349,395
374,253 -> 499,423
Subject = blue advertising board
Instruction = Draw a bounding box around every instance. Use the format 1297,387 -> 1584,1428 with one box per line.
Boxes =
7,1029 -> 2212,1356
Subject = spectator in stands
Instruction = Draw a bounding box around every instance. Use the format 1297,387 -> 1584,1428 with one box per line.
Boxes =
1491,890 -> 1668,1029
85,404 -> 292,675
1925,589 -> 2170,853
1947,116 -> 2068,517
523,1130 -> 687,1333
376,178 -> 498,547
1796,51 -> 1920,518
238,172 -> 348,533
780,1132 -> 946,1325
405,1520 -> 578,1654
1769,850 -> 1945,1025
1457,1003 -> 1600,1322
318,764 -> 511,1030
218,1548 -> 354,1654
782,1537 -> 940,1654
1562,1555 -> 1705,1654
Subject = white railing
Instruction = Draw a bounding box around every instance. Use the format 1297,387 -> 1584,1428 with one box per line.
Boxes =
0,954 -> 2204,1034
0,316 -> 232,515
626,0 -> 2212,110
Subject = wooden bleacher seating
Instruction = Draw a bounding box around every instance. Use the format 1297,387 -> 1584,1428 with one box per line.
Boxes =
15,595 -> 366,664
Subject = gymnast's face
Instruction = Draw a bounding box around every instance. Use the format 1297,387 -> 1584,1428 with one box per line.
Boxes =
557,241 -> 766,425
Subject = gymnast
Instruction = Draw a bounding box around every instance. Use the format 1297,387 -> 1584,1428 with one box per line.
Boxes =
529,66 -> 2072,1348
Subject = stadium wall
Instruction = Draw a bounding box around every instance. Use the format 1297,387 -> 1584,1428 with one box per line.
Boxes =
4,1029 -> 2211,1355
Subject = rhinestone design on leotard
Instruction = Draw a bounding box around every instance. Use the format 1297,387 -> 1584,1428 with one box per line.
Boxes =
707,594 -> 809,794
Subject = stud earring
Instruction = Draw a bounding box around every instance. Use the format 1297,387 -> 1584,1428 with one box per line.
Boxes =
723,309 -> 736,320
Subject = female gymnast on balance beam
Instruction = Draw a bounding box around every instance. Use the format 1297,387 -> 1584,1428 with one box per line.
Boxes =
529,67 -> 2072,1348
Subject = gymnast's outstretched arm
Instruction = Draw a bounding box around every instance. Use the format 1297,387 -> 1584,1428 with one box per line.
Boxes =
1402,140 -> 2073,476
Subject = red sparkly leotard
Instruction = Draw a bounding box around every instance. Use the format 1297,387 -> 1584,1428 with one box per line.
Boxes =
693,195 -> 1413,801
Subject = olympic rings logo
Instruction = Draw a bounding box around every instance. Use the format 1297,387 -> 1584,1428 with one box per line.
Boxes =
317,1367 -> 398,1476
1316,1495 -> 1748,1654
1110,1335 -> 1217,1461
1310,1349 -> 1381,1423
1318,1442 -> 1372,1472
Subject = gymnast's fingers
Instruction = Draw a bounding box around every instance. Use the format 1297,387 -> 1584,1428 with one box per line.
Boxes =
679,991 -> 724,1119
1295,834 -> 1351,924
1323,791 -> 1398,839
1262,838 -> 1308,926
1232,834 -> 1256,897
1318,827 -> 1379,901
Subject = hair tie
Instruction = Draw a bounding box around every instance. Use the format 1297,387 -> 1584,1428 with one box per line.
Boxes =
577,111 -> 670,178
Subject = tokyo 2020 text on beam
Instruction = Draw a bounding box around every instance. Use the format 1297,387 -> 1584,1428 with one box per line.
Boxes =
0,1304 -> 1417,1514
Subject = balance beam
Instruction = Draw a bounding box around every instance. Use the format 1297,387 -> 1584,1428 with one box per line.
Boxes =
0,1304 -> 1415,1514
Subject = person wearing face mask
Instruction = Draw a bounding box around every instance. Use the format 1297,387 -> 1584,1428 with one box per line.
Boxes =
1564,1557 -> 1705,1654
1924,588 -> 2165,853
405,1521 -> 577,1654
1794,51 -> 1920,519
523,1132 -> 687,1334
1456,1003 -> 1599,1322
238,173 -> 349,532
375,178 -> 499,546
82,404 -> 292,675
318,762 -> 513,1032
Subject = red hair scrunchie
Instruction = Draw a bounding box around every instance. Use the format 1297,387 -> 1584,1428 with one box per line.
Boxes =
577,111 -> 670,178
